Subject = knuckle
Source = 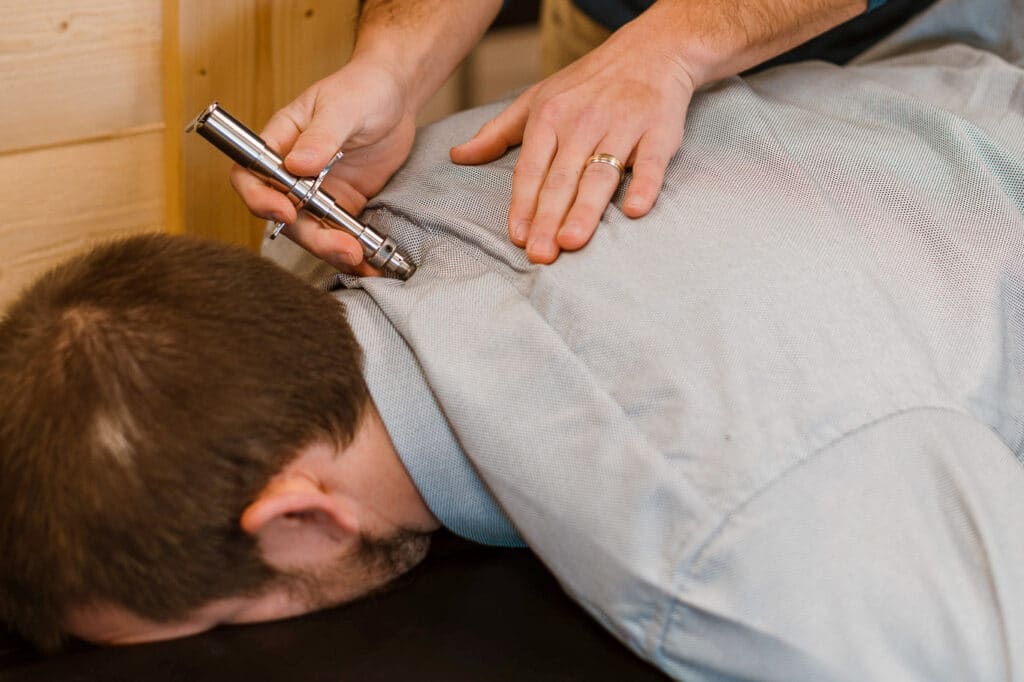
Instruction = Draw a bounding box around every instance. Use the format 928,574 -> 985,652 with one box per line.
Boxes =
630,173 -> 662,196
530,211 -> 561,230
513,162 -> 547,181
536,97 -> 568,124
625,171 -> 652,188
634,152 -> 668,170
228,170 -> 245,193
585,162 -> 622,181
576,105 -> 607,131
477,119 -> 499,136
544,168 -> 576,190
574,197 -> 607,216
571,203 -> 606,226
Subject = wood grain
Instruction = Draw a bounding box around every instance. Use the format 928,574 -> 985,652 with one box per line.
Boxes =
174,0 -> 359,249
0,132 -> 165,310
163,0 -> 184,236
1,0 -> 364,314
0,0 -> 163,155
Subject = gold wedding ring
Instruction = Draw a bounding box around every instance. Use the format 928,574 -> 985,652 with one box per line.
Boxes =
586,153 -> 625,181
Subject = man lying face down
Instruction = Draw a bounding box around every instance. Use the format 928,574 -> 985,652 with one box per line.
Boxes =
0,236 -> 444,646
4,1 -> 1024,678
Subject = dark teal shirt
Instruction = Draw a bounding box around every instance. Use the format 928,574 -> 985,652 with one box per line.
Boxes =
563,0 -> 938,68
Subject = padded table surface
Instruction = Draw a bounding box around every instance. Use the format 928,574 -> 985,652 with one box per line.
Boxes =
1,533 -> 668,681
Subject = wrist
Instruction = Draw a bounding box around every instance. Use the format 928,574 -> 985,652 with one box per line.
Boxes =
343,50 -> 419,120
350,0 -> 502,115
634,0 -> 866,88
605,10 -> 698,97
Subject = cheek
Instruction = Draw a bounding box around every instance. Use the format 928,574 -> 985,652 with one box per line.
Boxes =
65,604 -> 216,645
359,530 -> 432,590
220,590 -> 311,625
107,620 -> 215,645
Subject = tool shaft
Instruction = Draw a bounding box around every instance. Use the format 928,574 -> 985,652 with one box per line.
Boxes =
187,102 -> 415,280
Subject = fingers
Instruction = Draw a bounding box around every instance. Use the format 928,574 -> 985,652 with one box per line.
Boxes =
231,108 -> 312,223
318,173 -> 370,216
285,114 -> 356,177
230,152 -> 368,235
513,114 -> 633,263
259,108 -> 304,157
622,124 -> 681,218
450,98 -> 529,165
508,125 -> 558,250
230,164 -> 297,224
278,214 -> 366,272
226,67 -> 416,278
257,98 -> 358,178
234,103 -> 372,270
515,120 -> 683,263
522,134 -> 613,264
286,124 -> 353,177
230,109 -> 306,223
557,140 -> 630,252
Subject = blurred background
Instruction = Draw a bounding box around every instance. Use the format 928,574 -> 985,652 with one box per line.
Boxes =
0,1 -> 541,311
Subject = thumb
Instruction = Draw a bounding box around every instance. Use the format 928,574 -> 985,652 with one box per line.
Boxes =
285,118 -> 354,176
450,99 -> 528,165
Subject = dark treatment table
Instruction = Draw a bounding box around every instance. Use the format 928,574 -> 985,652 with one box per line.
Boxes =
0,532 -> 668,681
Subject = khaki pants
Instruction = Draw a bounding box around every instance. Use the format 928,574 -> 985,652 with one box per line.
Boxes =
540,0 -> 613,75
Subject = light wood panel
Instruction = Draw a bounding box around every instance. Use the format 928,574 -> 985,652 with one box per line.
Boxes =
0,0 -> 163,154
0,133 -> 165,310
163,0 -> 184,236
1,1 -> 367,313
173,0 -> 360,249
1,0 -> 166,313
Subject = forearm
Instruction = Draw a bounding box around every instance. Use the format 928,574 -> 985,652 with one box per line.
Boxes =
352,0 -> 503,114
634,0 -> 867,88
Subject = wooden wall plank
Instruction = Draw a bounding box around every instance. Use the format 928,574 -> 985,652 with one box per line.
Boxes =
175,0 -> 359,249
0,133 -> 165,310
163,0 -> 184,235
0,0 -> 163,154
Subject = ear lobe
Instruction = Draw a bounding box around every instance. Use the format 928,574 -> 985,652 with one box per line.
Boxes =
240,476 -> 361,570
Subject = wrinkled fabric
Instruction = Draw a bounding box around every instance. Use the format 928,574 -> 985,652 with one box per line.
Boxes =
265,0 -> 1024,677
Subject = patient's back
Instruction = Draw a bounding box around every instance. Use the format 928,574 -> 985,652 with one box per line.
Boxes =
271,1 -> 1024,677
356,23 -> 1024,481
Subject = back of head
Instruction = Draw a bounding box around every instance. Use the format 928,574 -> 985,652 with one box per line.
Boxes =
0,234 -> 368,650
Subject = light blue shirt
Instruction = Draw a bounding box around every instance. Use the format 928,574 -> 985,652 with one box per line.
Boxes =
342,289 -> 524,547
269,0 -> 1024,677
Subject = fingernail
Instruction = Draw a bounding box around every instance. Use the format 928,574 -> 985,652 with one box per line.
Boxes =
333,251 -> 359,268
510,221 -> 529,243
527,238 -> 555,261
560,222 -> 581,239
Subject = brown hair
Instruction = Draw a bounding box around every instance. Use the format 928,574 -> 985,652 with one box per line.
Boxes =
0,234 -> 369,650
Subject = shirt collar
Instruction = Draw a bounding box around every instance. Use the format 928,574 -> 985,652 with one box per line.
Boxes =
336,287 -> 524,547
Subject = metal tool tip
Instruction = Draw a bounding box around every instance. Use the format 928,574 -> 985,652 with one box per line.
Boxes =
185,101 -> 220,133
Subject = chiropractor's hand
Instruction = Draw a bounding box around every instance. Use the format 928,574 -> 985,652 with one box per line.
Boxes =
451,0 -> 866,264
450,13 -> 695,264
231,58 -> 416,273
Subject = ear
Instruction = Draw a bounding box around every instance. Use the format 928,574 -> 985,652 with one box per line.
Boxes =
240,474 -> 361,571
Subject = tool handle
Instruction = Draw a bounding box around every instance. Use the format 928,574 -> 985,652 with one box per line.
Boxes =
186,102 -> 417,280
